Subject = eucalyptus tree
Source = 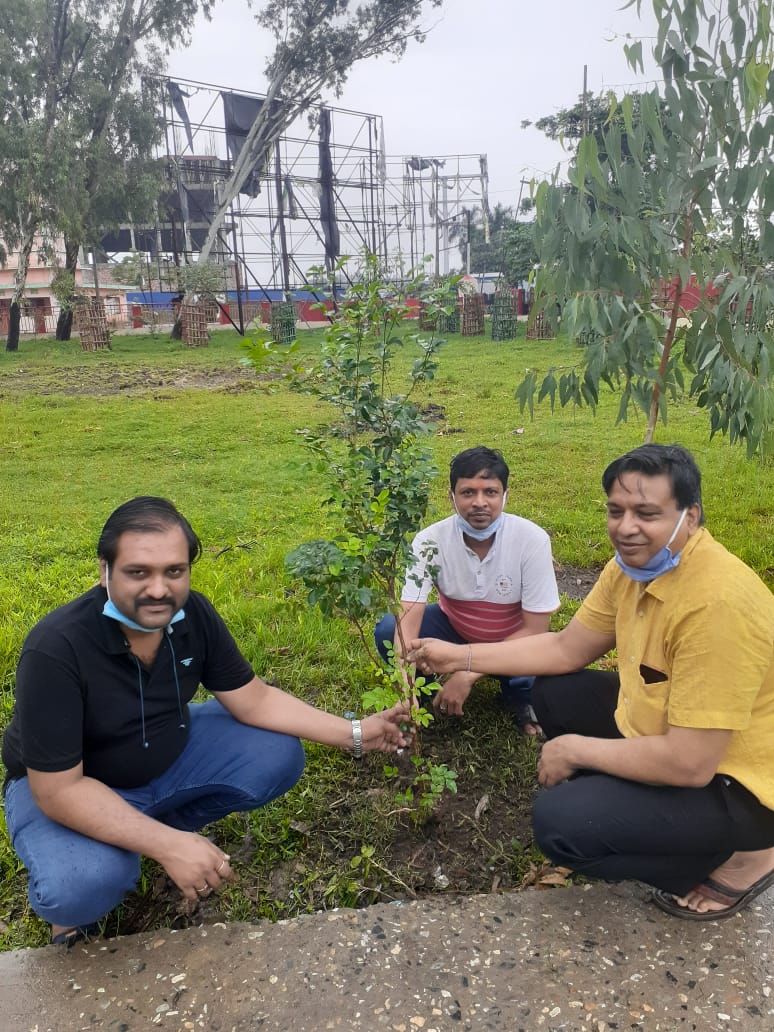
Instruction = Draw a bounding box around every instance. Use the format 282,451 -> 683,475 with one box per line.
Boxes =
1,0 -> 213,350
1,0 -> 86,351
52,0 -> 214,339
175,0 -> 443,334
520,0 -> 774,456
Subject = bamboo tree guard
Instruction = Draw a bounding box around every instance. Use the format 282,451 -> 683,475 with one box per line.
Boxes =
418,299 -> 438,330
526,310 -> 556,340
270,301 -> 297,344
181,300 -> 210,346
491,288 -> 518,341
437,293 -> 460,334
74,299 -> 112,351
461,293 -> 485,336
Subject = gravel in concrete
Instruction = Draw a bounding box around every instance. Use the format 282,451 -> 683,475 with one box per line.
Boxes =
0,880 -> 772,1031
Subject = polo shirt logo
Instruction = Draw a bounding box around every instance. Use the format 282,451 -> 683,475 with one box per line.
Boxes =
494,575 -> 513,596
180,658 -> 193,667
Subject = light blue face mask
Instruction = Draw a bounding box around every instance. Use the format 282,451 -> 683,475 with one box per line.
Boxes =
453,491 -> 507,542
102,566 -> 185,633
614,507 -> 688,582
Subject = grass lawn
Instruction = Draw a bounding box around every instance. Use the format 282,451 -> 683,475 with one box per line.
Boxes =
0,323 -> 771,948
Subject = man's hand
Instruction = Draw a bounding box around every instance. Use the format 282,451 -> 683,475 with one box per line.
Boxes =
360,701 -> 414,753
433,672 -> 477,717
537,735 -> 580,787
155,830 -> 235,901
407,638 -> 465,674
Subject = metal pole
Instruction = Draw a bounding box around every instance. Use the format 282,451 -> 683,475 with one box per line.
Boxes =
231,218 -> 245,335
433,163 -> 440,279
465,209 -> 472,275
274,139 -> 291,295
368,116 -> 378,255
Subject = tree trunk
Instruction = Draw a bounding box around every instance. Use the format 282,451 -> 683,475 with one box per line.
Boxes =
6,303 -> 21,353
56,237 -> 81,340
6,220 -> 36,352
56,308 -> 74,340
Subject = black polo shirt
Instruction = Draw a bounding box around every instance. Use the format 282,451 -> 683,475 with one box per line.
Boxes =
2,586 -> 254,789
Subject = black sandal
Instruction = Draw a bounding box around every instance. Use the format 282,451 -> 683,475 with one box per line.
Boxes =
511,701 -> 541,736
50,923 -> 100,948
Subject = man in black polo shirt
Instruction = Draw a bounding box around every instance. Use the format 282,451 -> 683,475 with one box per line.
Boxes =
2,497 -> 410,946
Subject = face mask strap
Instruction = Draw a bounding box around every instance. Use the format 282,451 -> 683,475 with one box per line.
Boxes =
665,507 -> 688,551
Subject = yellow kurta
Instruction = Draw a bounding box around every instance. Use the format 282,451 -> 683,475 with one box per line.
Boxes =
576,529 -> 774,808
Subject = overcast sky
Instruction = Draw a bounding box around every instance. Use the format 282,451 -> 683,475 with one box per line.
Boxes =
167,0 -> 660,210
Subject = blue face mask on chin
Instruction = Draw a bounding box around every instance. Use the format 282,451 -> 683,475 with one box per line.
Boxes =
455,512 -> 504,541
453,490 -> 507,542
614,507 -> 688,582
101,566 -> 185,633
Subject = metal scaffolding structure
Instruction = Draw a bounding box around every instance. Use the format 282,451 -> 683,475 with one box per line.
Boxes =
102,76 -> 489,312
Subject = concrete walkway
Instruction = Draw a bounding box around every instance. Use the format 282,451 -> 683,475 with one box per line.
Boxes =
1,881 -> 772,1031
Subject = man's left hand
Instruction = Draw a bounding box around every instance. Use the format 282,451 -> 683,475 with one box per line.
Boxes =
433,672 -> 477,717
537,735 -> 580,787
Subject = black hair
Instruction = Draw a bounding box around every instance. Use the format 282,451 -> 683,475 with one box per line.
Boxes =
97,497 -> 202,565
449,446 -> 509,491
602,444 -> 704,521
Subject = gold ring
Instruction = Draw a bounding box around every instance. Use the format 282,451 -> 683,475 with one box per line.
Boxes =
217,860 -> 227,874
196,883 -> 209,894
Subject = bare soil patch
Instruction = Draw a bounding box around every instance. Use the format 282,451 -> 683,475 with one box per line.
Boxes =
0,364 -> 258,396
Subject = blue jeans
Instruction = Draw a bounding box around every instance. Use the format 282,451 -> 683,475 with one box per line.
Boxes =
374,605 -> 534,703
4,699 -> 305,929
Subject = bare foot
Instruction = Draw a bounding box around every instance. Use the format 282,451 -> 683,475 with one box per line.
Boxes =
672,847 -> 774,914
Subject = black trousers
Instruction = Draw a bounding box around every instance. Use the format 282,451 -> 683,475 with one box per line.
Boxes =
531,671 -> 774,895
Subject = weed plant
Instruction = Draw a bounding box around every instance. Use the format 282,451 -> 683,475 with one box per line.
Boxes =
0,324 -> 772,947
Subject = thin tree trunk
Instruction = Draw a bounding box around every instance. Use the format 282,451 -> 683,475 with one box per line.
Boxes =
56,307 -> 74,340
6,220 -> 36,352
55,236 -> 81,340
644,282 -> 684,442
7,303 -> 21,352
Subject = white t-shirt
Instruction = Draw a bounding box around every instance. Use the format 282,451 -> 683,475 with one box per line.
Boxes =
401,513 -> 560,642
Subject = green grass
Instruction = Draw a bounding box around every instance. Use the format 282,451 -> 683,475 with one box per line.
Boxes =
0,323 -> 772,947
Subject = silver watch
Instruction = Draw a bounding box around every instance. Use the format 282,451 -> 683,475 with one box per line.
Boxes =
350,718 -> 363,759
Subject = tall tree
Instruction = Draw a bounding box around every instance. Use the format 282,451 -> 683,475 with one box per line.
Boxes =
449,204 -> 537,284
1,0 -> 86,351
53,0 -> 214,340
1,0 -> 212,350
175,0 -> 443,335
519,0 -> 774,456
54,61 -> 170,339
522,90 -> 666,163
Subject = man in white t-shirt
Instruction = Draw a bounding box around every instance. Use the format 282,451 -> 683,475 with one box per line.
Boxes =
375,446 -> 560,733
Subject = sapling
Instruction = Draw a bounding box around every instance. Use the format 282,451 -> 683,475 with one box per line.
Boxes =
243,253 -> 459,819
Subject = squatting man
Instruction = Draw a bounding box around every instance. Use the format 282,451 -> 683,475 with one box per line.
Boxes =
375,446 -> 559,735
2,497 -> 411,946
409,444 -> 774,920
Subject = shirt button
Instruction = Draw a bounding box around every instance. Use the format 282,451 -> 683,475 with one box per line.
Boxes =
638,610 -> 645,617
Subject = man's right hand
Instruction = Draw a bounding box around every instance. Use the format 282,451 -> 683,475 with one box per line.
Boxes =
155,830 -> 234,901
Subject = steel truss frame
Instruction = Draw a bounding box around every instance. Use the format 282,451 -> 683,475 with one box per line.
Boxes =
108,75 -> 488,326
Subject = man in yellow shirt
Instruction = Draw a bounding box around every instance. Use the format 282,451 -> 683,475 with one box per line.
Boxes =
408,444 -> 774,920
